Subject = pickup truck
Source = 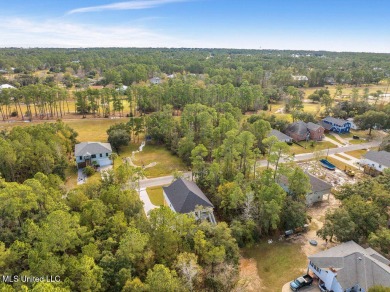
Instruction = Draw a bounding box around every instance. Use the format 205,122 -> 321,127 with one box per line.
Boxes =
290,274 -> 313,291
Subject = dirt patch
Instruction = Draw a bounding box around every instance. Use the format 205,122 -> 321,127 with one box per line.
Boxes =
297,160 -> 363,190
238,257 -> 263,292
285,194 -> 341,258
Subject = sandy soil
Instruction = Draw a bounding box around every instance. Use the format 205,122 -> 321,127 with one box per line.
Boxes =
238,258 -> 263,292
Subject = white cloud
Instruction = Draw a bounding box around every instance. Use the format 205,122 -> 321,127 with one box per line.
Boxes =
67,0 -> 188,14
0,17 -> 197,48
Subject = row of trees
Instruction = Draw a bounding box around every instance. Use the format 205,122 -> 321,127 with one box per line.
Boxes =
0,85 -> 70,121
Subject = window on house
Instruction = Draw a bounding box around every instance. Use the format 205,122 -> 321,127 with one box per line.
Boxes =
106,153 -> 109,157
100,154 -> 102,158
79,156 -> 82,160
379,165 -> 382,168
91,154 -> 96,158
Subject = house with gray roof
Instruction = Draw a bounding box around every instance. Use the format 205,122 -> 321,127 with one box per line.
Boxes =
75,142 -> 112,169
308,241 -> 390,292
321,116 -> 351,133
163,178 -> 216,224
277,172 -> 332,205
360,150 -> 390,173
268,129 -> 293,143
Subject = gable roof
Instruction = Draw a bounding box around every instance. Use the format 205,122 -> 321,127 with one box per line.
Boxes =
75,142 -> 112,157
268,129 -> 292,142
286,121 -> 308,136
323,116 -> 350,126
277,172 -> 332,194
364,150 -> 390,167
307,173 -> 332,193
309,241 -> 390,290
163,178 -> 213,213
307,122 -> 323,131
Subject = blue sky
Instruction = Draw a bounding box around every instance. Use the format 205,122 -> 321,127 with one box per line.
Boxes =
1,0 -> 389,52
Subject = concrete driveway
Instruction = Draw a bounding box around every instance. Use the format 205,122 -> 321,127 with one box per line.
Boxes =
139,187 -> 159,216
282,282 -> 321,292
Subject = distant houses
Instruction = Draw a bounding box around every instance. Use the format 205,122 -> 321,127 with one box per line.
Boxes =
163,178 -> 216,224
360,150 -> 390,174
321,117 -> 351,133
285,121 -> 324,142
75,142 -> 113,169
308,241 -> 390,292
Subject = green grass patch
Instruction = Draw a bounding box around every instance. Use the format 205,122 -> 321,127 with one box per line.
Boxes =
302,103 -> 322,115
115,144 -> 187,178
289,140 -> 337,155
345,149 -> 367,159
348,139 -> 365,144
146,186 -> 165,206
242,241 -> 307,292
64,118 -> 129,142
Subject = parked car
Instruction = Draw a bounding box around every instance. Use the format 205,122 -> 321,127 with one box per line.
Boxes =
290,274 -> 313,291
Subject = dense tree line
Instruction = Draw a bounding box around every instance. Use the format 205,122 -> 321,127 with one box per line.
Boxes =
0,48 -> 389,87
0,165 -> 240,291
0,122 -> 77,182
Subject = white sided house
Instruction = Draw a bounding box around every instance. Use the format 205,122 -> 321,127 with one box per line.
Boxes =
163,178 -> 216,224
0,84 -> 16,91
75,142 -> 113,169
360,150 -> 390,173
308,241 -> 390,292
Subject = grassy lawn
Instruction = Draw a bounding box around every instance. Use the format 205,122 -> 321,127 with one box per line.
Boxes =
302,102 -> 322,115
242,241 -> 307,292
345,149 -> 367,159
64,118 -> 129,142
325,133 -> 343,144
146,186 -> 165,206
334,153 -> 350,160
289,140 -> 337,155
348,139 -> 366,144
327,156 -> 358,170
115,144 -> 187,178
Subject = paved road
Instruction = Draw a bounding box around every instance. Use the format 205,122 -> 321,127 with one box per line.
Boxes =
255,140 -> 380,168
139,171 -> 192,188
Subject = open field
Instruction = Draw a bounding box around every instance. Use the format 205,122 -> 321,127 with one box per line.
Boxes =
64,118 -> 129,142
302,84 -> 389,98
116,144 -> 187,178
146,186 -> 165,206
0,117 -> 129,143
289,140 -> 337,155
242,241 -> 307,292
